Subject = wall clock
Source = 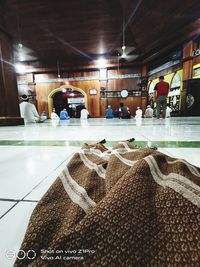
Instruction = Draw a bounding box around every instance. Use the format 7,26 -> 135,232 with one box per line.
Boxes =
120,89 -> 128,98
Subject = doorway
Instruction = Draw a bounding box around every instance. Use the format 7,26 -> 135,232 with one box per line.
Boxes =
48,85 -> 87,118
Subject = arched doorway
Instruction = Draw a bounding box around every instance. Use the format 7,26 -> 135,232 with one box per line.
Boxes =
48,85 -> 87,118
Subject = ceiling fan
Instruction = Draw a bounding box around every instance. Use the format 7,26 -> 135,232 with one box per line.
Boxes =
114,19 -> 139,62
14,44 -> 37,62
14,15 -> 38,62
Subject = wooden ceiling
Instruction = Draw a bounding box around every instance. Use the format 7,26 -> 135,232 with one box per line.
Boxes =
4,0 -> 200,70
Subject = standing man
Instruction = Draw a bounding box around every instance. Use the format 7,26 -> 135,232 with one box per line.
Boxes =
154,76 -> 169,119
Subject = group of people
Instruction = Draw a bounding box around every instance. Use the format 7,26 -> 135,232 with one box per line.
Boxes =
52,107 -> 89,120
145,105 -> 172,118
20,76 -> 171,124
106,103 -> 132,119
105,76 -> 172,119
19,94 -> 90,124
106,103 -> 172,119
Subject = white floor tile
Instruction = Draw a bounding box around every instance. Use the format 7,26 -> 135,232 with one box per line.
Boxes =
0,201 -> 17,218
163,148 -> 200,168
0,116 -> 200,267
0,146 -> 78,199
0,201 -> 37,267
24,149 -> 78,201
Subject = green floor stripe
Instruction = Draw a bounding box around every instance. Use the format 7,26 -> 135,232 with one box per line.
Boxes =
0,140 -> 200,148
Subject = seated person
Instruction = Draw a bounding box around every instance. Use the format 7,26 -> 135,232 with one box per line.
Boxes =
105,105 -> 114,119
119,103 -> 131,119
144,105 -> 153,118
40,111 -> 47,122
166,105 -> 172,118
113,109 -> 119,118
60,108 -> 70,120
19,94 -> 40,123
80,107 -> 89,120
135,107 -> 142,118
51,108 -> 59,120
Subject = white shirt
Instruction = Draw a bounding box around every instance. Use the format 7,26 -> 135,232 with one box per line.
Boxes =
51,112 -> 59,120
166,106 -> 172,118
80,109 -> 89,119
144,107 -> 153,118
135,109 -> 142,118
20,102 -> 39,123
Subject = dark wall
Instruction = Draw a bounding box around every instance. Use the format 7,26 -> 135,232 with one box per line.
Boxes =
0,3 -> 23,125
185,78 -> 200,116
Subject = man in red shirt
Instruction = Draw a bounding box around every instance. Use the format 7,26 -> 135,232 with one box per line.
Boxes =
154,76 -> 169,119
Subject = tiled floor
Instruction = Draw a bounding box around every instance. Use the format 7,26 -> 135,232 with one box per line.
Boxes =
0,117 -> 200,267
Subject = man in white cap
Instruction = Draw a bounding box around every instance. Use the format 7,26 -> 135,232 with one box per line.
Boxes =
19,95 -> 40,123
144,105 -> 153,118
80,106 -> 89,120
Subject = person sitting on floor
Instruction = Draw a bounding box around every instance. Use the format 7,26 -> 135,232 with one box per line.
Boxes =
80,106 -> 89,120
113,109 -> 119,118
135,107 -> 142,118
51,108 -> 59,120
19,94 -> 40,123
119,103 -> 131,119
40,111 -> 47,122
166,105 -> 172,118
60,108 -> 70,120
105,105 -> 114,119
144,105 -> 153,118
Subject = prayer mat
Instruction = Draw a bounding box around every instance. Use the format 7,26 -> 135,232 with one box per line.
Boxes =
14,142 -> 200,267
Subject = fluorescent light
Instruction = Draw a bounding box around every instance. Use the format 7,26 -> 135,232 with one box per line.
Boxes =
96,58 -> 106,69
15,63 -> 26,74
18,54 -> 25,61
64,80 -> 69,85
121,52 -> 127,58
99,68 -> 107,80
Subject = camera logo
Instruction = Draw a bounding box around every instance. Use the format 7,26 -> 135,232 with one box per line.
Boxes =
6,250 -> 36,260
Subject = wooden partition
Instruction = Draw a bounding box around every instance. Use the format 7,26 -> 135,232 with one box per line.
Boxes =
35,73 -> 100,117
107,69 -> 140,91
26,67 -> 144,118
100,68 -> 142,116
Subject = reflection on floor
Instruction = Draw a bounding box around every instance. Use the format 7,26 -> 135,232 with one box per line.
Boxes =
0,117 -> 200,267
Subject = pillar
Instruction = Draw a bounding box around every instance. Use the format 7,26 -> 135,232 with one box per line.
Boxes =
99,73 -> 108,117
181,41 -> 194,115
141,65 -> 148,114
0,3 -> 24,126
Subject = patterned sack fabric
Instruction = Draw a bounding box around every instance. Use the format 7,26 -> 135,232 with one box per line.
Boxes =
14,142 -> 200,267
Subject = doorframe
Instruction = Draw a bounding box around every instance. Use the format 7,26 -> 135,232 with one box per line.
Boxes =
48,85 -> 87,115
